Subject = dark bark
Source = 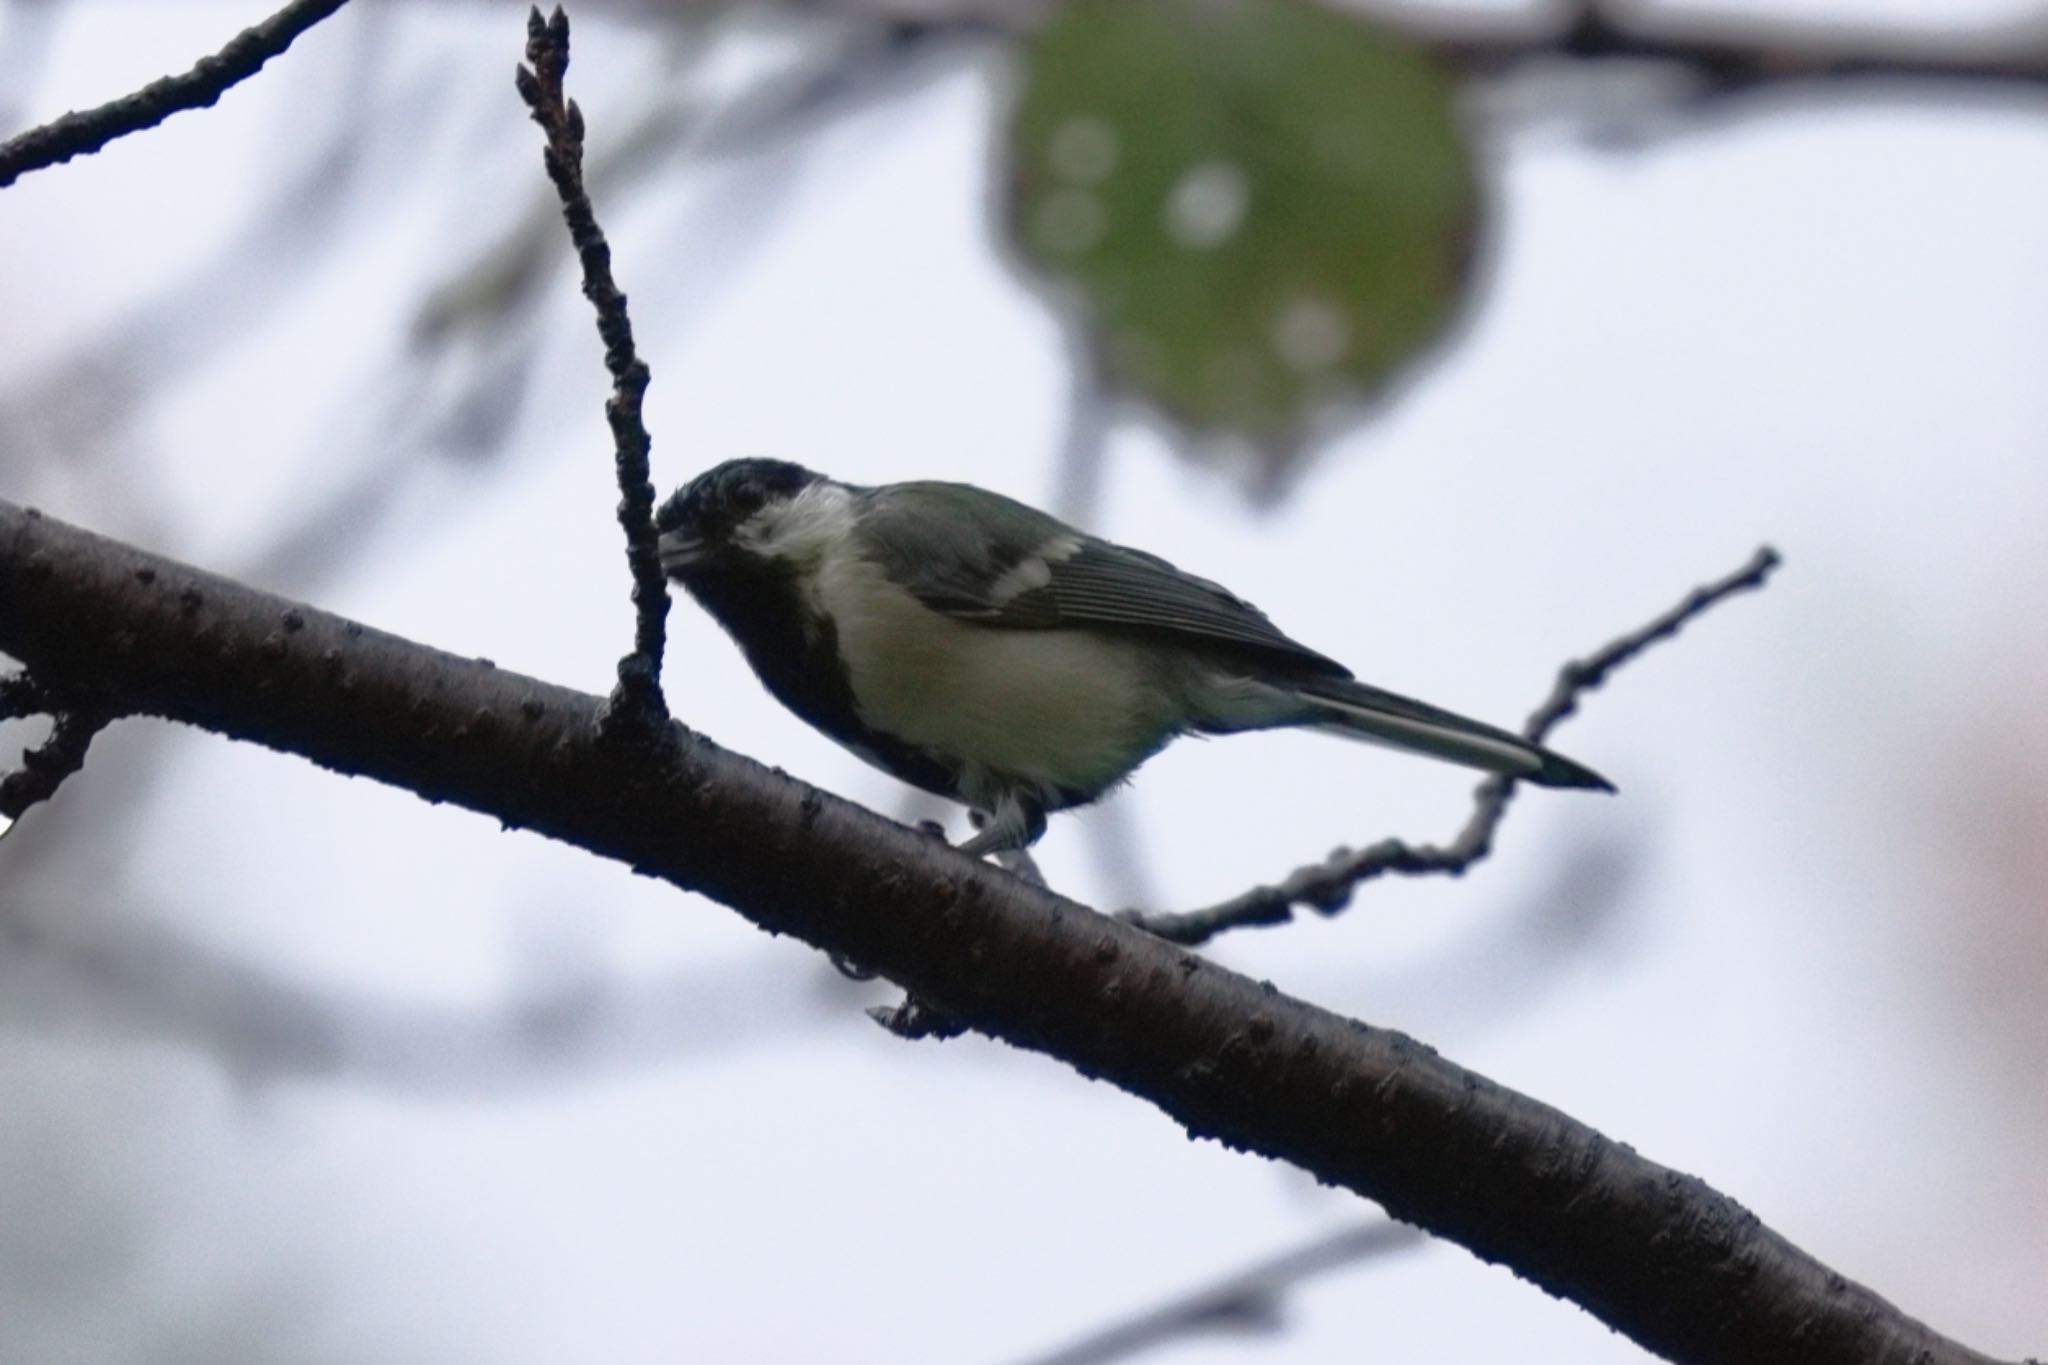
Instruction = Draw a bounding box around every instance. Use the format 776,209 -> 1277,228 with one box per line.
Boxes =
0,0 -> 354,189
0,498 -> 2019,1365
517,6 -> 669,732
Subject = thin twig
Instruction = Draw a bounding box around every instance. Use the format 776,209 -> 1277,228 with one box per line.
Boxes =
1008,1220 -> 1427,1365
0,17 -> 407,485
0,0 -> 353,190
1130,546 -> 1782,947
516,5 -> 669,735
2,669 -> 115,822
0,704 -> 112,822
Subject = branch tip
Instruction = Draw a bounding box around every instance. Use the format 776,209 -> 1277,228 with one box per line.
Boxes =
0,0 -> 353,190
514,5 -> 670,733
1131,544 -> 1783,946
0,688 -> 114,823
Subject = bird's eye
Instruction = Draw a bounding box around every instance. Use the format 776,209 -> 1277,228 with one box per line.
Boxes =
726,482 -> 766,517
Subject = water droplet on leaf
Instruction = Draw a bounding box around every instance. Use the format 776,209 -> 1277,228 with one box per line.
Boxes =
1164,161 -> 1249,250
1271,297 -> 1351,372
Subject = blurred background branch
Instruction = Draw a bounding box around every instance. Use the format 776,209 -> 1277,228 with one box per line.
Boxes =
1008,1220 -> 1429,1365
1438,3 -> 2048,96
0,903 -> 858,1092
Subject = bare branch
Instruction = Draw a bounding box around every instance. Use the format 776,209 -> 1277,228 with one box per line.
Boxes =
2,665 -> 117,823
1009,1220 -> 1426,1365
516,5 -> 669,734
1131,546 -> 1782,947
0,905 -> 839,1092
0,0 -> 354,189
0,502 -> 2012,1365
0,694 -> 112,823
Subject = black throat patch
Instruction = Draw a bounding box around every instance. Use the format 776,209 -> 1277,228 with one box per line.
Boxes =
675,559 -> 963,802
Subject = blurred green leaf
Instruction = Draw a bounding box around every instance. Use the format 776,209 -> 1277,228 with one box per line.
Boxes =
1008,0 -> 1478,466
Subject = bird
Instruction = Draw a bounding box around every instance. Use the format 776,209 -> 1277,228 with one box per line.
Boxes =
655,458 -> 1611,857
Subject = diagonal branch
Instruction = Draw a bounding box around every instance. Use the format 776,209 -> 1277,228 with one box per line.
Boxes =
0,901 -> 837,1092
1008,1220 -> 1427,1365
1437,2 -> 2048,98
0,501 -> 2012,1365
0,667 -> 115,825
516,5 -> 669,734
1132,547 -> 1781,947
0,0 -> 354,190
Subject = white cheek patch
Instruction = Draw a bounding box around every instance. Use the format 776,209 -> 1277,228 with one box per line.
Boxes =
738,482 -> 859,567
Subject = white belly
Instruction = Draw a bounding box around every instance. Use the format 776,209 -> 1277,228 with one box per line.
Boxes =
813,550 -> 1173,802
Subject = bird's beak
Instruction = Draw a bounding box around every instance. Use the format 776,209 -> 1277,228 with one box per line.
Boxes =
657,529 -> 706,574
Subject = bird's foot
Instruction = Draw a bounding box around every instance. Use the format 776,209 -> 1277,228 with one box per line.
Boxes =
957,801 -> 1047,859
993,844 -> 1047,887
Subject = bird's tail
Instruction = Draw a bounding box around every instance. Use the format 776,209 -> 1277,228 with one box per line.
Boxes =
1292,676 -> 1614,791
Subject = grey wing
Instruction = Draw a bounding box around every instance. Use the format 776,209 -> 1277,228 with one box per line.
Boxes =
856,482 -> 1349,676
855,481 -> 1078,620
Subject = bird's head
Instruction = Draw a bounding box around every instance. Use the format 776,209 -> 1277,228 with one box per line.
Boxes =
656,459 -> 828,580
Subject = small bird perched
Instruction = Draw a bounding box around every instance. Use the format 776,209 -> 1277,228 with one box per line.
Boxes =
656,459 -> 1611,856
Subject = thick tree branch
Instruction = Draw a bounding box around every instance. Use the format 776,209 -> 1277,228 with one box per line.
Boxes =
515,6 -> 669,732
1133,547 -> 1781,947
0,0 -> 354,190
0,500 -> 2017,1365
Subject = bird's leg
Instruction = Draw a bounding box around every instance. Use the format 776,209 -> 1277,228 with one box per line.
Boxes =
958,797 -> 1046,858
957,813 -> 1007,858
994,844 -> 1047,887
